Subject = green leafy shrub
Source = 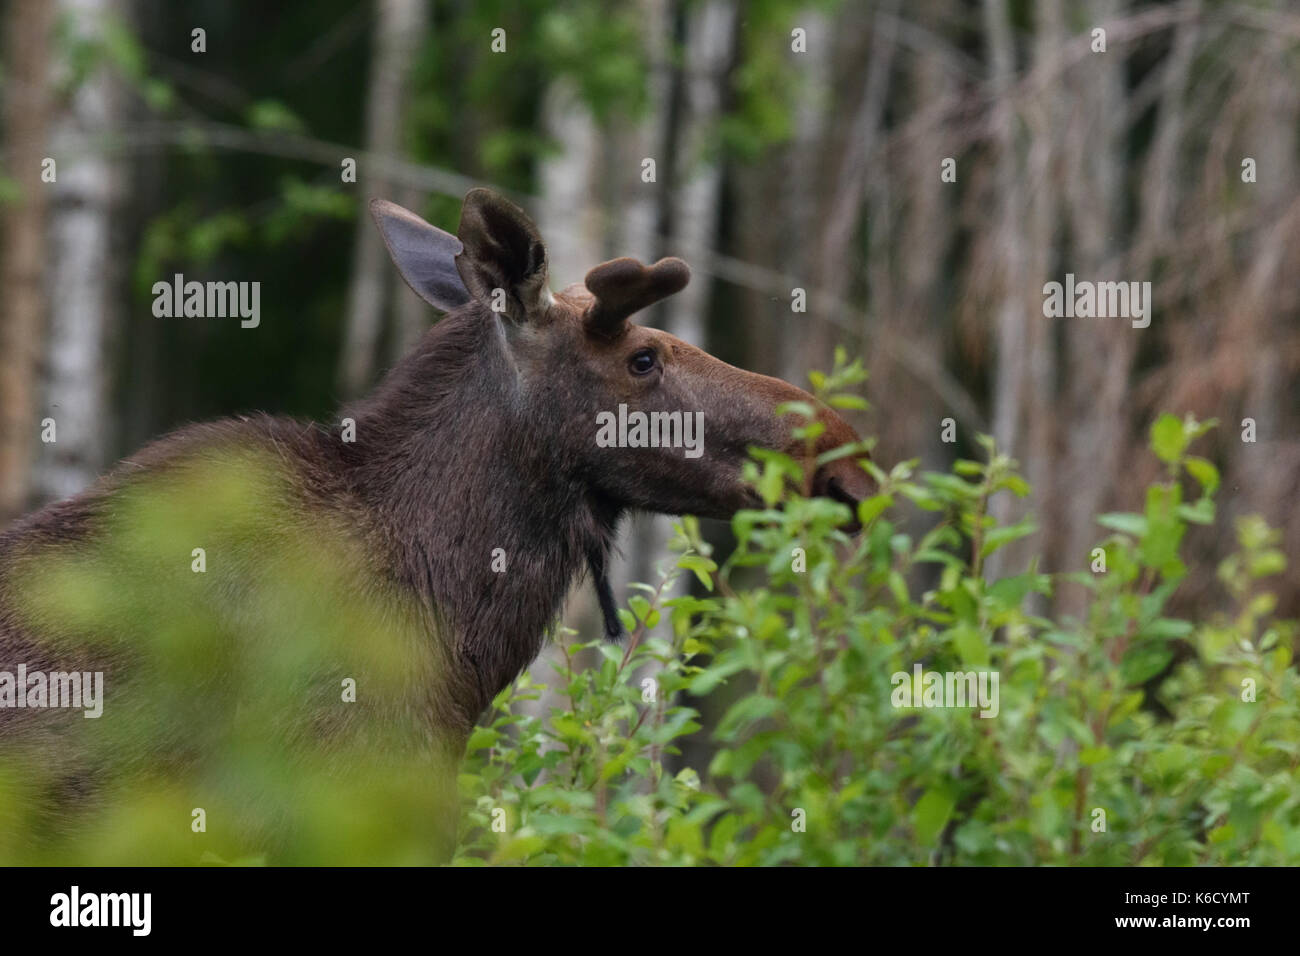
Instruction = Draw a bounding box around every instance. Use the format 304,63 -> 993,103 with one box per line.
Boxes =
454,358 -> 1299,865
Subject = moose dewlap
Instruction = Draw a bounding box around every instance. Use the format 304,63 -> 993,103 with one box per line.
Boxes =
0,188 -> 870,863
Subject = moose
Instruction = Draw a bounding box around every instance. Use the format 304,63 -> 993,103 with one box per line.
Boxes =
0,188 -> 870,861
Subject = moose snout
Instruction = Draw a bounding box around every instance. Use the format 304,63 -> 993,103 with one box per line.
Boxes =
811,455 -> 874,533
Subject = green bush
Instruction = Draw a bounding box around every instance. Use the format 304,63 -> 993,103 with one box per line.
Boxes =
454,357 -> 1299,865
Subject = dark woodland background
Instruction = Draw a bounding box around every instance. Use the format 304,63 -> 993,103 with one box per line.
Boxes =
1,0 -> 1297,636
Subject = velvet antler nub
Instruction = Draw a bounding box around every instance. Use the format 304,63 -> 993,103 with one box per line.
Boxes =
583,256 -> 690,336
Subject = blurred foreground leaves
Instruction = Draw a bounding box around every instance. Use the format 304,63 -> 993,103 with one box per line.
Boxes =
0,445 -> 456,865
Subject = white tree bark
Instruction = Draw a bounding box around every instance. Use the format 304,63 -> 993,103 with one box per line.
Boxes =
778,9 -> 831,381
614,0 -> 673,263
34,0 -> 125,505
537,81 -> 604,288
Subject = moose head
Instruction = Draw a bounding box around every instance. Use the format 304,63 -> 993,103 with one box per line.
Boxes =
370,188 -> 871,532
362,189 -> 872,665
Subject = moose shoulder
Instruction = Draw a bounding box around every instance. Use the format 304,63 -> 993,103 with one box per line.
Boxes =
0,188 -> 870,862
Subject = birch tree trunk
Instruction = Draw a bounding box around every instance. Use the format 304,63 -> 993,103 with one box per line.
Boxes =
537,81 -> 604,287
781,9 -> 831,367
33,0 -> 126,505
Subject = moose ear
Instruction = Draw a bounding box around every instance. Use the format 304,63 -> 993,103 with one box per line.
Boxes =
455,188 -> 550,322
369,199 -> 471,312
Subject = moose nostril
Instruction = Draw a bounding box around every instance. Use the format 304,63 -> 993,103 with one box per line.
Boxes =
819,475 -> 863,533
812,460 -> 873,533
826,476 -> 859,508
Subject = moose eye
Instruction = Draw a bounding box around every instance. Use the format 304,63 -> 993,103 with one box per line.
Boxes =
628,348 -> 658,376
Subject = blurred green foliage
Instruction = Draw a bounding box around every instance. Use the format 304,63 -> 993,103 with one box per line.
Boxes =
0,447 -> 458,865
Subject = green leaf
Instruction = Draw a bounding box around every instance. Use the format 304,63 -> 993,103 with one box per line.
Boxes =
465,726 -> 499,754
856,494 -> 892,528
980,517 -> 1038,558
1184,456 -> 1220,494
758,462 -> 785,505
887,570 -> 910,607
1151,413 -> 1187,465
678,554 -> 717,590
1000,475 -> 1031,498
913,788 -> 955,846
775,400 -> 816,420
1079,746 -> 1111,766
1144,618 -> 1193,640
1140,484 -> 1185,570
708,813 -> 740,861
951,625 -> 990,667
899,486 -> 945,511
1176,498 -> 1215,525
628,595 -> 652,623
986,572 -> 1051,609
246,99 -> 305,133
1097,512 -> 1148,537
1120,644 -> 1175,685
1248,549 -> 1286,578
792,421 -> 825,443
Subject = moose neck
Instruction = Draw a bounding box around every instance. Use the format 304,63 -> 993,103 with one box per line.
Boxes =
341,307 -> 619,726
